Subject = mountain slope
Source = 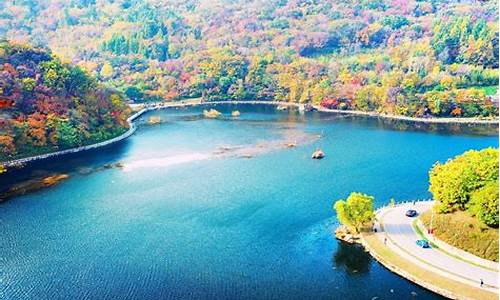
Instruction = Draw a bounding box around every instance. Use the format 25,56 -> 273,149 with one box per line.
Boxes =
0,0 -> 498,118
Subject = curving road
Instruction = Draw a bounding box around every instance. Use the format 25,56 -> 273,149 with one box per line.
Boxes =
375,201 -> 499,293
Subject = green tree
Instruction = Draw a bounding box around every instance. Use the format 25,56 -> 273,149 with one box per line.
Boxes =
124,86 -> 144,102
381,15 -> 409,30
429,148 -> 499,212
100,62 -> 114,79
334,192 -> 375,233
40,59 -> 70,91
245,55 -> 275,100
196,47 -> 249,100
65,66 -> 94,96
469,180 -> 499,227
21,77 -> 36,93
57,120 -> 81,148
431,17 -> 498,67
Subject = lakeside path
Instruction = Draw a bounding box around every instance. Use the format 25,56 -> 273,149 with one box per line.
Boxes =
363,201 -> 498,299
2,99 -> 498,168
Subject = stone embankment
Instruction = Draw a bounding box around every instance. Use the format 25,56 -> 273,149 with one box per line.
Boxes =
2,108 -> 145,168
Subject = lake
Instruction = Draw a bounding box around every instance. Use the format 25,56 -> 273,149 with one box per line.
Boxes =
1,104 -> 498,299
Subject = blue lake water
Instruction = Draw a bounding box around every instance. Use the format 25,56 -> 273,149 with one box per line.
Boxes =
1,104 -> 498,299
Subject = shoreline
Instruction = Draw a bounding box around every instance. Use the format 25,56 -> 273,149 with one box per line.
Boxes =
172,100 -> 499,125
2,99 -> 498,168
2,109 -> 143,168
360,233 -> 496,300
315,106 -> 499,125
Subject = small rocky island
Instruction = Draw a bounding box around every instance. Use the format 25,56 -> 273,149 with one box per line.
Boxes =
311,149 -> 325,159
335,225 -> 361,244
203,109 -> 222,118
148,116 -> 161,125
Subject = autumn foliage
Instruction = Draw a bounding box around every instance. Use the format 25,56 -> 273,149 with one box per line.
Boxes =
0,0 -> 498,119
0,41 -> 130,161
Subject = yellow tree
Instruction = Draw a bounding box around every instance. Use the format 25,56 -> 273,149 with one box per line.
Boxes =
100,62 -> 114,79
334,192 -> 375,233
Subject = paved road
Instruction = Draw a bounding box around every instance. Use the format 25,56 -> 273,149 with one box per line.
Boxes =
375,201 -> 499,293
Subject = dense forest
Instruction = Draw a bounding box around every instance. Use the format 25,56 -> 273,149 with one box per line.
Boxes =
0,41 -> 130,162
0,0 -> 499,119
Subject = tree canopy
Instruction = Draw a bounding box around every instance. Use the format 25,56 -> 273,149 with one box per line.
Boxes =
469,180 -> 499,227
429,148 -> 499,227
334,192 -> 375,233
0,41 -> 130,162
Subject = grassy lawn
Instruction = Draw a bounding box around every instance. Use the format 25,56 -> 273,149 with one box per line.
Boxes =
362,233 -> 498,300
420,210 -> 499,262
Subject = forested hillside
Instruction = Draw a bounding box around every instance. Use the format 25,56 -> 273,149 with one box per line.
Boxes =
0,0 -> 498,118
0,41 -> 130,162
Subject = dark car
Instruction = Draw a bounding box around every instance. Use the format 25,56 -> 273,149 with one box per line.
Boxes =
416,239 -> 430,248
405,209 -> 418,217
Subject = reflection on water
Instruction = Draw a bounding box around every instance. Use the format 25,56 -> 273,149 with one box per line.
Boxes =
193,103 -> 498,136
0,140 -> 132,196
136,103 -> 499,137
101,125 -> 319,171
0,173 -> 70,201
333,241 -> 371,275
316,113 -> 498,137
122,153 -> 210,171
1,122 -> 320,190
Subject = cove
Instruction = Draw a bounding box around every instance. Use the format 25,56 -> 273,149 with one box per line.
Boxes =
1,104 -> 498,300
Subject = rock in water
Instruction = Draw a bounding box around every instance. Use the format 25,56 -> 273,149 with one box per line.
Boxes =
148,116 -> 161,125
231,110 -> 240,117
203,109 -> 222,118
42,174 -> 69,186
311,149 -> 325,159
